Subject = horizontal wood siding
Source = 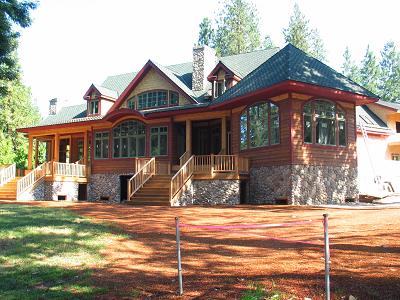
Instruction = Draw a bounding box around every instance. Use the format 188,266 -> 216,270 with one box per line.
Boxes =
291,99 -> 357,166
232,99 -> 291,167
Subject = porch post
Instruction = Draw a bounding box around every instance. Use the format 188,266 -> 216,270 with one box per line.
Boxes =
34,138 -> 39,168
185,120 -> 191,155
83,131 -> 88,165
54,133 -> 60,162
221,116 -> 227,154
27,135 -> 33,170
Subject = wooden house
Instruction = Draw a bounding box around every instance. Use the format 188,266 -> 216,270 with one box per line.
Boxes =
5,43 -> 381,205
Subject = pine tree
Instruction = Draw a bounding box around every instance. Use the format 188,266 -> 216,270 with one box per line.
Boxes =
359,45 -> 380,95
198,17 -> 215,47
283,3 -> 327,61
379,41 -> 400,103
342,46 -> 360,82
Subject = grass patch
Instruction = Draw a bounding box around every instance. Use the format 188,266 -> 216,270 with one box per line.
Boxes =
241,282 -> 292,300
0,204 -> 126,300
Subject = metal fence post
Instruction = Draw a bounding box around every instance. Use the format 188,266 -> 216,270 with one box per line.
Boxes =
175,217 -> 183,295
323,213 -> 330,300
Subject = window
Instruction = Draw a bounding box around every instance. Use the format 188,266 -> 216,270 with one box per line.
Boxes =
240,101 -> 280,150
127,98 -> 135,109
113,120 -> 146,158
396,122 -> 400,133
89,100 -> 99,114
150,126 -> 168,156
138,90 -> 168,109
94,132 -> 109,159
215,80 -> 226,98
392,154 -> 400,161
303,100 -> 346,146
170,91 -> 179,105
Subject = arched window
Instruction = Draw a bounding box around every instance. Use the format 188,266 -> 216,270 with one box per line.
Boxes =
303,100 -> 346,146
113,120 -> 146,158
240,102 -> 280,150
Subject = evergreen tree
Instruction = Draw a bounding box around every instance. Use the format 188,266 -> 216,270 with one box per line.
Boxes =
379,41 -> 400,103
359,45 -> 380,95
198,17 -> 215,47
283,3 -> 327,61
342,46 -> 360,82
0,0 -> 37,96
263,35 -> 275,49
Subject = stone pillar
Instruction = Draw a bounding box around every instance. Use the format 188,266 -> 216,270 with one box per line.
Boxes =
54,134 -> 60,162
221,116 -> 226,154
27,135 -> 33,170
185,120 -> 191,155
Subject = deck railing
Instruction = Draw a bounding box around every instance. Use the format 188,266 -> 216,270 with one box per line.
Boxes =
17,162 -> 49,195
170,155 -> 194,200
53,162 -> 86,177
0,163 -> 16,187
179,151 -> 191,167
128,157 -> 156,200
193,154 -> 249,174
134,158 -> 151,172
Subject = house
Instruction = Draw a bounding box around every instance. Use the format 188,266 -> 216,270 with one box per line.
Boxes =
356,100 -> 400,196
3,43 -> 382,205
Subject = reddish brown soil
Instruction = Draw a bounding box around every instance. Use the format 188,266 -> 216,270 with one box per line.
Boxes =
2,201 -> 400,299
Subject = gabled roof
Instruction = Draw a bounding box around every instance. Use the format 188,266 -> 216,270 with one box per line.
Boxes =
83,84 -> 119,100
373,99 -> 400,111
356,105 -> 393,135
38,104 -> 102,127
214,44 -> 378,105
101,72 -> 137,95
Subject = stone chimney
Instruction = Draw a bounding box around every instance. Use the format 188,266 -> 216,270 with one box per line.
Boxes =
49,98 -> 57,115
192,45 -> 217,92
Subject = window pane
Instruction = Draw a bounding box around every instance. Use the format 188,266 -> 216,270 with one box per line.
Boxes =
339,120 -> 346,146
113,138 -> 120,158
138,136 -> 145,157
249,103 -> 268,148
304,115 -> 312,143
270,104 -> 280,145
160,134 -> 168,155
170,91 -> 179,105
102,138 -> 108,158
95,139 -> 101,158
151,134 -> 158,156
128,137 -> 136,157
316,118 -> 335,145
240,111 -> 247,150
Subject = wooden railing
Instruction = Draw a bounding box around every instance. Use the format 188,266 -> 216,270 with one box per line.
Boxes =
170,155 -> 194,200
0,163 -> 16,187
193,154 -> 249,174
128,157 -> 156,200
179,151 -> 191,167
17,162 -> 49,195
53,162 -> 86,177
134,158 -> 151,172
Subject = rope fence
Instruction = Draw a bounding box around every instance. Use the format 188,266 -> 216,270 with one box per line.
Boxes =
175,214 -> 331,299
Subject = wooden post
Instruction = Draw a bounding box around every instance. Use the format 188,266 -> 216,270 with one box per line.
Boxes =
83,131 -> 88,165
185,120 -> 191,155
27,135 -> 33,170
34,139 -> 39,168
221,116 -> 227,154
54,133 -> 60,162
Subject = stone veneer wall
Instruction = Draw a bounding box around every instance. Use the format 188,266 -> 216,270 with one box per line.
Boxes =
88,173 -> 132,203
173,179 -> 240,206
249,165 -> 358,205
17,180 -> 45,201
44,181 -> 79,201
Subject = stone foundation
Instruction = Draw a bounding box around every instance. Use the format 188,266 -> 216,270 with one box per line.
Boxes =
249,165 -> 358,205
173,179 -> 240,206
44,180 -> 79,201
17,180 -> 45,201
88,173 -> 133,203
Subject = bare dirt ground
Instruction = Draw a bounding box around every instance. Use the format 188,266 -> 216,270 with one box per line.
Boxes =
2,201 -> 400,300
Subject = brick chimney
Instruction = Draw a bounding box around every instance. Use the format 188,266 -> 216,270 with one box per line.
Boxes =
49,98 -> 57,115
192,45 -> 217,92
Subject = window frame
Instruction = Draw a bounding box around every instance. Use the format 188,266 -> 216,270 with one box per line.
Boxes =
302,99 -> 347,147
150,126 -> 168,157
135,89 -> 178,110
89,99 -> 100,115
392,153 -> 400,161
240,101 -> 280,151
94,131 -> 109,160
112,120 -> 146,159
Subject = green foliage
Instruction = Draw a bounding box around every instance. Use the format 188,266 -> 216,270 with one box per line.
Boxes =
241,282 -> 288,300
359,45 -> 380,95
0,204 -> 126,299
263,35 -> 275,50
379,41 -> 400,102
198,17 -> 215,47
0,78 -> 41,168
0,0 -> 37,95
342,46 -> 360,82
197,0 -> 266,56
283,3 -> 326,61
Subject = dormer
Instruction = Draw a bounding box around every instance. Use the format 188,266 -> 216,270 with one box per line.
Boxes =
207,62 -> 241,99
83,84 -> 118,116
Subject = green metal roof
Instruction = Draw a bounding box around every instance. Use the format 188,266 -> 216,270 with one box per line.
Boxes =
39,104 -> 102,127
214,44 -> 378,104
101,71 -> 137,95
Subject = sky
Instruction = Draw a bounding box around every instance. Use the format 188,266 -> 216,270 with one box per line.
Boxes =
17,0 -> 400,117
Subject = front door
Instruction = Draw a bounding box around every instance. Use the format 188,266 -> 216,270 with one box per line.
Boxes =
192,120 -> 221,155
59,138 -> 70,163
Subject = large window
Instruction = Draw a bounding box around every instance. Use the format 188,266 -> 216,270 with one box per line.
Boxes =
303,100 -> 346,146
113,120 -> 146,158
94,132 -> 109,159
150,126 -> 168,156
127,90 -> 180,110
240,101 -> 280,150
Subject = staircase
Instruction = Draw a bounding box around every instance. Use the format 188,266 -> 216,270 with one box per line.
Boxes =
0,177 -> 20,200
126,174 -> 172,206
